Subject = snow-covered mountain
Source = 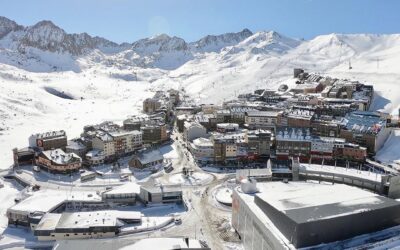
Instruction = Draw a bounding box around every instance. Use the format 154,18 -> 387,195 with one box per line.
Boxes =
189,28 -> 253,53
1,16 -> 400,168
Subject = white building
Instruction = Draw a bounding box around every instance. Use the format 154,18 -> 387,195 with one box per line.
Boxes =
34,210 -> 142,240
92,130 -> 143,159
216,123 -> 239,133
245,111 -> 278,130
101,182 -> 141,204
310,137 -> 345,158
85,149 -> 105,165
189,138 -> 214,163
183,121 -> 208,142
92,133 -> 115,159
232,181 -> 400,250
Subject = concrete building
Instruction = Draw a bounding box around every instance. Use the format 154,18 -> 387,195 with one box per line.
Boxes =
13,147 -> 37,167
91,130 -> 142,160
183,121 -> 207,142
310,137 -> 345,160
34,210 -> 141,240
189,138 -> 214,163
66,140 -> 87,158
92,133 -> 115,160
101,182 -> 141,205
7,190 -> 103,227
143,98 -> 162,113
213,138 -> 238,164
176,114 -> 188,132
340,143 -> 368,162
168,89 -> 180,105
340,111 -> 389,154
290,82 -> 323,94
36,149 -> 82,173
232,181 -> 400,249
287,109 -> 315,128
216,123 -> 239,133
29,130 -> 68,151
85,149 -> 105,165
139,185 -> 183,204
142,124 -> 168,145
275,127 -> 312,161
245,111 -> 278,130
129,150 -> 164,169
245,130 -> 272,158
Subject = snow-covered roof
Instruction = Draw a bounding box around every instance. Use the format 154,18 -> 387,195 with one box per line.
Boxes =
245,110 -> 278,117
56,211 -> 121,229
135,150 -> 164,165
32,130 -> 66,139
254,182 -> 398,223
217,123 -> 239,130
192,137 -> 213,147
109,130 -> 141,138
276,127 -> 312,142
85,149 -> 104,158
141,184 -> 182,194
8,190 -> 101,215
103,182 -> 141,195
66,140 -> 86,150
341,111 -> 386,134
41,149 -> 81,165
120,238 -> 204,250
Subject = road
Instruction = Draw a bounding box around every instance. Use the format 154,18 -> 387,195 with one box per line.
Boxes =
2,129 -> 237,249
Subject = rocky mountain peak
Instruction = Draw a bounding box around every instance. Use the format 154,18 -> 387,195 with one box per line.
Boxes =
0,16 -> 23,39
190,28 -> 253,52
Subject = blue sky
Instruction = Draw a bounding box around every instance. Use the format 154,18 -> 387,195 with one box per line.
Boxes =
1,0 -> 399,43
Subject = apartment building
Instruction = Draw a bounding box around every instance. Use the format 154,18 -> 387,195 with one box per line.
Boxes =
36,149 -> 82,173
29,130 -> 68,151
245,111 -> 278,130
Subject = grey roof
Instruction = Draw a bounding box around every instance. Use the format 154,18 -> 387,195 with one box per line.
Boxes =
254,182 -> 400,224
141,184 -> 182,194
246,111 -> 278,117
341,111 -> 386,134
135,150 -> 163,165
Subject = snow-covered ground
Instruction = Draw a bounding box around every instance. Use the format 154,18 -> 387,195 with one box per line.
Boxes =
215,187 -> 233,206
1,27 -> 400,171
0,181 -> 21,234
299,163 -> 382,182
376,128 -> 400,166
166,172 -> 214,186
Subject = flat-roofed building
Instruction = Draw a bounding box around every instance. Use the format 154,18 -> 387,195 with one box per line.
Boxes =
85,149 -> 105,165
245,111 -> 278,130
101,182 -> 141,205
29,130 -> 68,151
245,130 -> 272,158
34,210 -> 142,240
139,184 -> 183,204
275,127 -> 312,161
232,182 -> 400,249
189,138 -> 214,163
340,111 -> 389,154
7,190 -> 102,226
143,98 -> 162,113
66,140 -> 87,158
